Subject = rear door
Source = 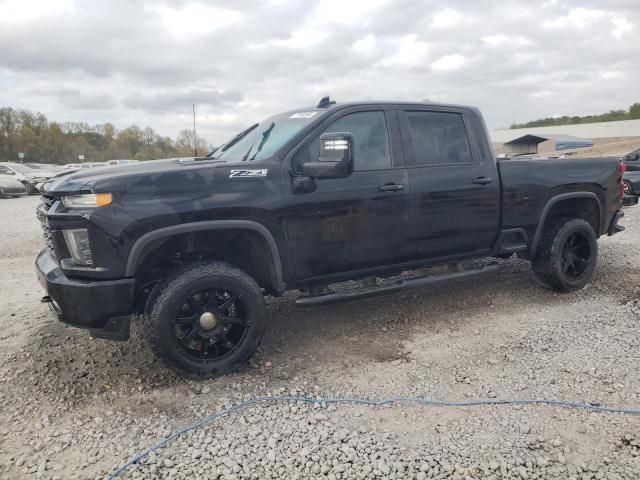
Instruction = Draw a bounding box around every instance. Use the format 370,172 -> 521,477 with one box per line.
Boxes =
397,108 -> 500,259
284,108 -> 413,281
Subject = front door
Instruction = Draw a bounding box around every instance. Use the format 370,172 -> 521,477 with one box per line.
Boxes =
284,109 -> 413,281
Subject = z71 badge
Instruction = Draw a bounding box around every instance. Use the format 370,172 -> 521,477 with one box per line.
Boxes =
229,169 -> 268,178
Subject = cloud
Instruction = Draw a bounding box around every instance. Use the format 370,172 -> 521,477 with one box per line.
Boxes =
431,8 -> 462,28
0,0 -> 638,142
146,3 -> 243,40
431,54 -> 465,71
377,34 -> 429,68
0,0 -> 72,23
32,88 -> 117,110
123,89 -> 243,112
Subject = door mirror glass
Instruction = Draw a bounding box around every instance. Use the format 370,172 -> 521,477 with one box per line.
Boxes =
301,132 -> 354,179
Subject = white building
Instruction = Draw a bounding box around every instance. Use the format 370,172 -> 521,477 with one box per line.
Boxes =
491,119 -> 640,143
491,119 -> 640,156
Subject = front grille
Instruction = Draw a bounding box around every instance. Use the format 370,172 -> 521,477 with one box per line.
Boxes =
38,194 -> 60,261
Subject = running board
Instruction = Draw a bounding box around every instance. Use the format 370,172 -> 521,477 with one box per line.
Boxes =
296,263 -> 499,307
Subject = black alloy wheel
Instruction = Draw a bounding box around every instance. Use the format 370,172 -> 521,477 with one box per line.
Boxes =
144,261 -> 266,376
559,232 -> 592,281
532,217 -> 598,292
173,288 -> 249,362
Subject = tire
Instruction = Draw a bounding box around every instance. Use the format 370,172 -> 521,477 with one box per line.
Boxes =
23,182 -> 38,195
623,180 -> 632,196
532,217 -> 598,292
144,261 -> 266,376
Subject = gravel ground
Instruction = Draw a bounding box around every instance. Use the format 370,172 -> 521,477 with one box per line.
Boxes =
0,195 -> 639,480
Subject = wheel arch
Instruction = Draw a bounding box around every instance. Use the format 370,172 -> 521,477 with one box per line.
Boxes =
530,192 -> 602,257
125,220 -> 285,294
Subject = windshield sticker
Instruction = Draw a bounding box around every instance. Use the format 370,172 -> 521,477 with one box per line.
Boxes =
229,169 -> 268,178
289,111 -> 318,119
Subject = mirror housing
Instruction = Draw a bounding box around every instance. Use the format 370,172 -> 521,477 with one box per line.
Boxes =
301,132 -> 354,179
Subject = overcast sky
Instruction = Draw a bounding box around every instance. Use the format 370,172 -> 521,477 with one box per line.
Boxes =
1,0 -> 638,144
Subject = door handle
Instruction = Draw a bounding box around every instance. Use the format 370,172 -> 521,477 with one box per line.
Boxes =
378,183 -> 405,192
472,176 -> 493,185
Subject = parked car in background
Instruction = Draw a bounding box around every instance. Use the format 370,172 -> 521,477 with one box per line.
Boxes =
80,162 -> 107,169
106,159 -> 139,166
32,163 -> 67,172
0,162 -> 58,194
623,147 -> 640,171
64,163 -> 83,169
623,170 -> 640,196
0,174 -> 28,197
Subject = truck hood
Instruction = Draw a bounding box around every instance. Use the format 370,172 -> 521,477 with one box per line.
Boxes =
41,157 -> 259,195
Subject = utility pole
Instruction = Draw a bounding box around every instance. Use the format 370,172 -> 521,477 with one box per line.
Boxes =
193,104 -> 198,157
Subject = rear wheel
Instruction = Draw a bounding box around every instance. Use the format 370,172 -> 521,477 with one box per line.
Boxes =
623,180 -> 632,196
144,261 -> 266,376
532,218 -> 598,292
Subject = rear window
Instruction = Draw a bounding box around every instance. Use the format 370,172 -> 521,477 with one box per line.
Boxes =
404,111 -> 473,166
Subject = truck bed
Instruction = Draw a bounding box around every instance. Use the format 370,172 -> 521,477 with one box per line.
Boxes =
497,156 -> 623,243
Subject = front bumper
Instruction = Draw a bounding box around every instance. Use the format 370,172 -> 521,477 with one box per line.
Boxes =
36,249 -> 135,338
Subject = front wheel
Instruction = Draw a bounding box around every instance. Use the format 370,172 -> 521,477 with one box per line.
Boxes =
23,182 -> 38,195
623,180 -> 632,196
144,261 -> 266,376
532,218 -> 598,292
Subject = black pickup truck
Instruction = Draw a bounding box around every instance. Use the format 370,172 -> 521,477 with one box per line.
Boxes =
36,98 -> 627,375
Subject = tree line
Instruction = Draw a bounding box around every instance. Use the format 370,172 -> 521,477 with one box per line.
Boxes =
0,107 -> 211,164
510,102 -> 640,129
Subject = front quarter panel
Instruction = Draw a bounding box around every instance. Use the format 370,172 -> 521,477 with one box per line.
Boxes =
57,160 -> 288,279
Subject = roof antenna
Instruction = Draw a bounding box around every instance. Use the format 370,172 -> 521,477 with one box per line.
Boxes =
317,96 -> 336,108
192,103 -> 198,157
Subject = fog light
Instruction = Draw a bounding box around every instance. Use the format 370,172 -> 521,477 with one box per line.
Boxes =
62,229 -> 93,265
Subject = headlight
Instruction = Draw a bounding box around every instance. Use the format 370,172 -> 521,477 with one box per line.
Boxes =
62,193 -> 112,208
62,229 -> 93,265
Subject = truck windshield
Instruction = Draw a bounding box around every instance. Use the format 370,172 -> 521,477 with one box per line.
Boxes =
210,111 -> 320,162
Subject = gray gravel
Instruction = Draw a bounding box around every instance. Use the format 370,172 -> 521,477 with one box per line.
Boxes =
0,195 -> 639,480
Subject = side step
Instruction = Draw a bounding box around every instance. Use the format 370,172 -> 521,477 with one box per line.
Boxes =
296,263 -> 499,307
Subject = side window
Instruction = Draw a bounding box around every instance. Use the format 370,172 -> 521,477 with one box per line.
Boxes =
294,111 -> 391,171
404,111 -> 473,166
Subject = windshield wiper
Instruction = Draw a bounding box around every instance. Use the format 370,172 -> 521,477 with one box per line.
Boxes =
208,123 -> 259,158
248,122 -> 275,161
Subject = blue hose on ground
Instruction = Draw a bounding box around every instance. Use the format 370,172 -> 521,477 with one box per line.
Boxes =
107,395 -> 640,479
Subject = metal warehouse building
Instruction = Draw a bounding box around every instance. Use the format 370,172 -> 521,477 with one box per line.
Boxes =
491,119 -> 640,157
502,133 -> 593,155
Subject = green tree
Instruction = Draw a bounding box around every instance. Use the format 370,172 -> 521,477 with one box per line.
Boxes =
0,106 -> 209,163
630,103 -> 640,119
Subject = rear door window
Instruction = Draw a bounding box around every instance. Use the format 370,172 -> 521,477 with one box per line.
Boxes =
403,111 -> 473,166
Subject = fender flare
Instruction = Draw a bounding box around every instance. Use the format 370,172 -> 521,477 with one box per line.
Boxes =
530,192 -> 601,257
124,220 -> 285,292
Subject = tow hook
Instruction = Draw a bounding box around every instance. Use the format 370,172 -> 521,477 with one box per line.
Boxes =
41,295 -> 52,303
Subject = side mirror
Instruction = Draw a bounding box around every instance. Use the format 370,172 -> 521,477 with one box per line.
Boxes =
301,132 -> 354,179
